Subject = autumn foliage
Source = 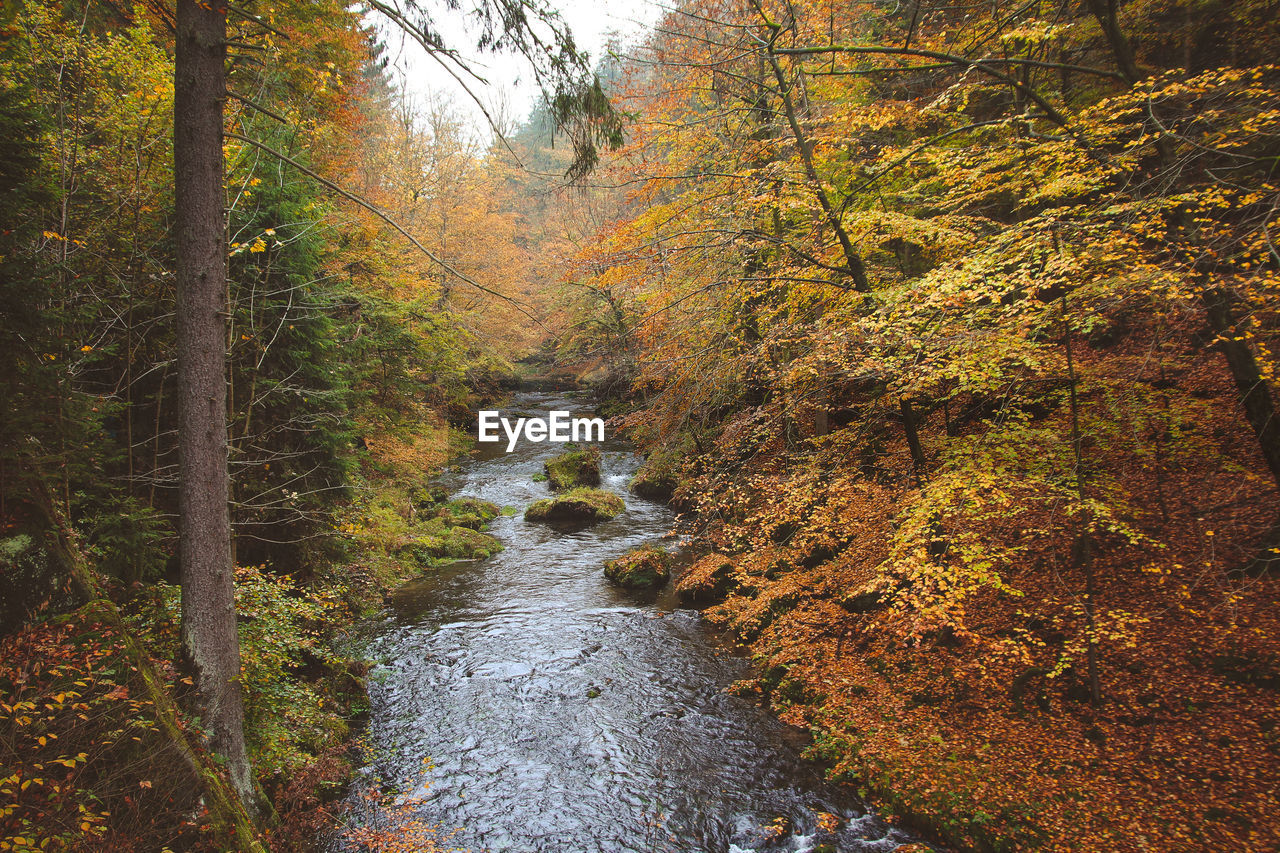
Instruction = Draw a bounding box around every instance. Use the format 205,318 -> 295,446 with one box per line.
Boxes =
0,0 -> 538,848
0,615 -> 215,851
569,0 -> 1280,848
5,0 -> 1280,847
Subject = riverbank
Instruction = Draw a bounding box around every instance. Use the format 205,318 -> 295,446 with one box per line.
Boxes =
334,390 -> 919,852
641,356 -> 1280,852
0,410 -> 493,850
244,410 -> 517,847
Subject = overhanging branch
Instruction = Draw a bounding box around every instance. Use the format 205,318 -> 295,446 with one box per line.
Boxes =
775,44 -> 1082,126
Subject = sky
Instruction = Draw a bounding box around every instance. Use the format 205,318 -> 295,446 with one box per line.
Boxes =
374,0 -> 663,139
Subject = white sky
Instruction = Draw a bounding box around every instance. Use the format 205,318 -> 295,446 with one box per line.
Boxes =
374,0 -> 662,139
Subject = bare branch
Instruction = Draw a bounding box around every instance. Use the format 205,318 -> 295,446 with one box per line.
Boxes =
774,44 -> 1081,126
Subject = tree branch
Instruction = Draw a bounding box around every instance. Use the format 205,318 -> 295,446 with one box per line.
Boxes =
774,44 -> 1078,126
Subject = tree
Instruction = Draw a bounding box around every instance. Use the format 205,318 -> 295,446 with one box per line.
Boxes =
565,0 -> 1280,847
169,0 -> 623,819
172,0 -> 254,809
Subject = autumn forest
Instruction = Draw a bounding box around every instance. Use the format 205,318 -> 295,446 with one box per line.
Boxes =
2,0 -> 1279,850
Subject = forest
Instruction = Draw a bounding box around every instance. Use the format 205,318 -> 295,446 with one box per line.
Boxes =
1,0 -> 1279,850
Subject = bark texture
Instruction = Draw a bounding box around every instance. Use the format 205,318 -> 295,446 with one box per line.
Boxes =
1202,287 -> 1280,489
174,0 -> 254,810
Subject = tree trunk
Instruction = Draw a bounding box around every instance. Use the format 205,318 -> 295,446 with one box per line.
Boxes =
761,49 -> 871,291
900,398 -> 926,486
1202,287 -> 1280,489
174,0 -> 254,811
1202,286 -> 1280,574
1062,297 -> 1103,707
1083,0 -> 1141,84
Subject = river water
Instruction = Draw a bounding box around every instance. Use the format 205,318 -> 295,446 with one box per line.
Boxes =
337,392 -> 915,853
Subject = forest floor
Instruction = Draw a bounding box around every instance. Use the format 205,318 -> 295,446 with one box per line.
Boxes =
666,326 -> 1280,851
0,413 -> 487,851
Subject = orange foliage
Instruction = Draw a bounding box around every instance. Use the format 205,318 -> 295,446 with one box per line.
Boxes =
0,613 -> 218,852
586,0 -> 1280,848
676,320 -> 1280,849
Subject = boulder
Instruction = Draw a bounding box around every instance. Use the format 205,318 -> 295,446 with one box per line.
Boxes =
675,553 -> 737,604
525,488 -> 624,525
629,448 -> 681,503
544,446 -> 602,491
431,496 -> 500,529
401,501 -> 503,565
630,467 -> 675,502
402,520 -> 502,564
603,547 -> 672,589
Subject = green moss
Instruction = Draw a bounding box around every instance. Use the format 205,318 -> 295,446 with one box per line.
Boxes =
410,484 -> 449,508
402,519 -> 503,563
629,447 -> 682,502
544,446 -> 602,491
431,496 -> 500,529
439,525 -> 502,560
525,487 -> 625,525
400,498 -> 503,564
603,546 -> 672,589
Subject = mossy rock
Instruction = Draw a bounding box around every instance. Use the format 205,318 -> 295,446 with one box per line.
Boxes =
431,496 -> 500,530
629,448 -> 681,503
675,553 -> 736,604
525,488 -> 624,525
402,519 -> 503,564
544,446 -> 602,491
603,546 -> 672,589
410,484 -> 449,509
630,466 -> 676,502
437,526 -> 502,560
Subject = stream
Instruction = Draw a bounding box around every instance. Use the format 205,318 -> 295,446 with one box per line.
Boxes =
336,391 -> 916,852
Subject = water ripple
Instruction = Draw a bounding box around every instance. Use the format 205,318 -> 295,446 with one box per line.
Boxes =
335,393 -> 916,852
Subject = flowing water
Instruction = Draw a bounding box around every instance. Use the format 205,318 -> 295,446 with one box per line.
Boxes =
337,392 -> 916,853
